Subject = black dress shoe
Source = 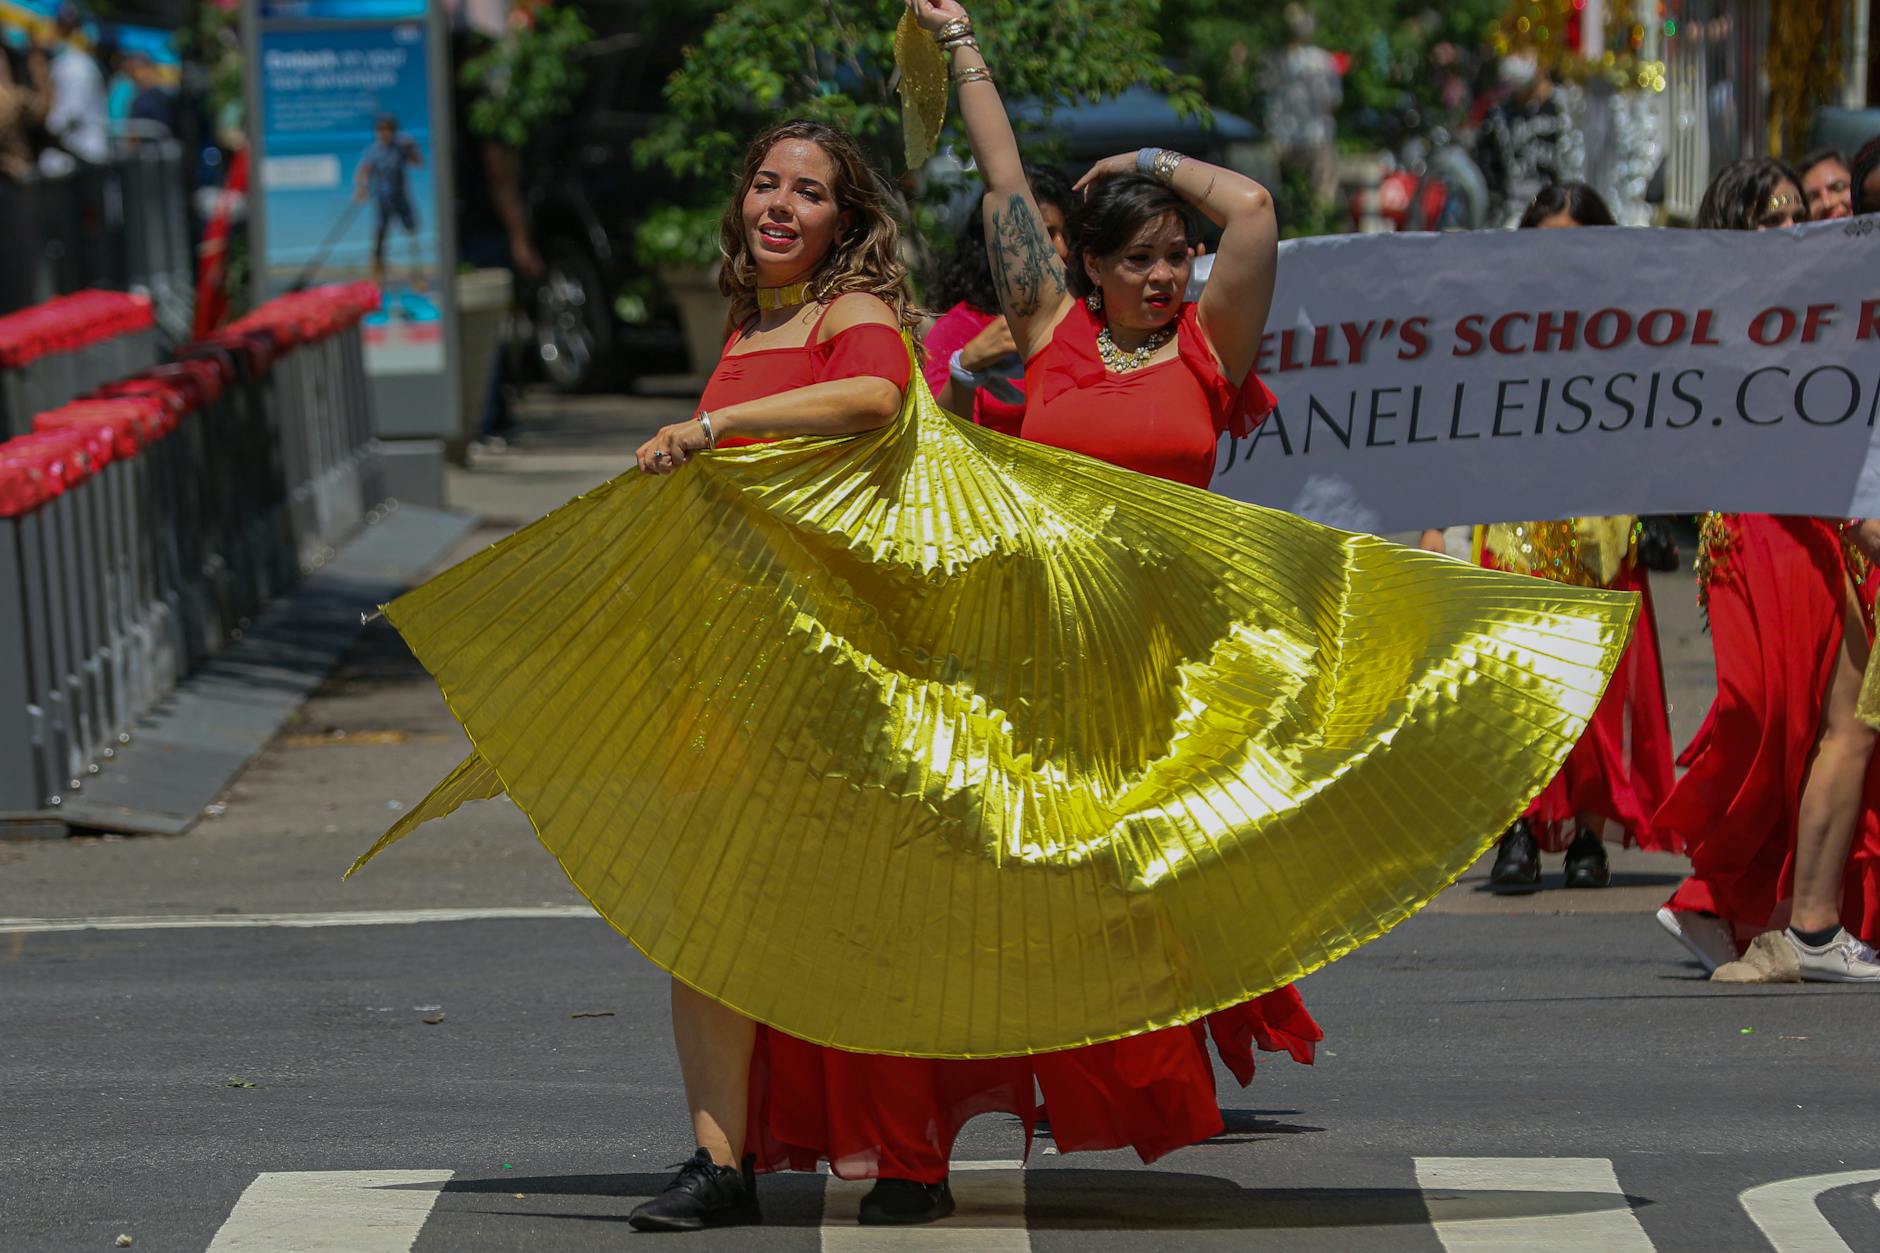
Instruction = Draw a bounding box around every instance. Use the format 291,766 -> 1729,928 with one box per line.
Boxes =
1562,828 -> 1612,889
858,1177 -> 955,1226
1488,820 -> 1542,894
627,1148 -> 761,1232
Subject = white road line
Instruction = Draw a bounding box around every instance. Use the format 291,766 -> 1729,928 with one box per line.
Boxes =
1415,1157 -> 1653,1252
1740,1168 -> 1880,1252
0,906 -> 597,934
205,1170 -> 453,1252
821,1160 -> 1027,1252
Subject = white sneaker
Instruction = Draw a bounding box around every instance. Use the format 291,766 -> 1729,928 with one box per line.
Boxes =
1656,906 -> 1739,973
1784,928 -> 1880,982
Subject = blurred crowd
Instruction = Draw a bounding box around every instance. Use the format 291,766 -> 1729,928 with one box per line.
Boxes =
0,4 -> 198,182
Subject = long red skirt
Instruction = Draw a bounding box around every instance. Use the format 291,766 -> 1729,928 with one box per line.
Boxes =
1481,557 -> 1677,852
745,987 -> 1321,1182
1655,514 -> 1880,946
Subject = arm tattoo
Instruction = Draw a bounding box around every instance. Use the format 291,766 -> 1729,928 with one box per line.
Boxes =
987,194 -> 1066,319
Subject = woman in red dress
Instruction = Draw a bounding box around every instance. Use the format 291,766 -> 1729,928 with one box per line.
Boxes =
627,113 -> 1322,1234
626,118 -> 925,1231
921,163 -> 1072,432
889,0 -> 1319,1219
1480,184 -> 1678,893
1652,158 -> 1880,983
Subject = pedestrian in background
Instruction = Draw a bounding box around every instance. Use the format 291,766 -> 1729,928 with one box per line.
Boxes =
1654,158 -> 1880,983
1474,53 -> 1574,226
1796,148 -> 1853,221
1852,136 -> 1880,215
920,163 -> 1070,433
122,51 -> 174,142
1472,186 -> 1678,895
1261,4 -> 1342,216
40,4 -> 107,175
0,40 -> 50,181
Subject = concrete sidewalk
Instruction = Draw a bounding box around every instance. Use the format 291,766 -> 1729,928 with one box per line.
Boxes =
0,391 -> 684,919
0,389 -> 1704,921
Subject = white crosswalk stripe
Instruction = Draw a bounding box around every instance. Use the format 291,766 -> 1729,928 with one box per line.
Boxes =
197,1157 -> 1880,1250
204,1170 -> 453,1252
1415,1157 -> 1654,1252
1740,1168 -> 1880,1253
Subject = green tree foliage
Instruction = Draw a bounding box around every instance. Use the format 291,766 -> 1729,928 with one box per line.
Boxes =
461,6 -> 596,148
634,0 -> 1201,267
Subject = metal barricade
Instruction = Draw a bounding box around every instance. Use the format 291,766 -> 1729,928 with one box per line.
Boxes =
0,142 -> 194,332
0,285 -> 380,819
0,292 -> 162,439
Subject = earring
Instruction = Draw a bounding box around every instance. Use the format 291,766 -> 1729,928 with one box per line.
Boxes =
1085,289 -> 1103,313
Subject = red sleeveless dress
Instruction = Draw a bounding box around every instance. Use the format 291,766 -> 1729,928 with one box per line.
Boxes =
1655,514 -> 1880,947
704,302 -> 1319,1185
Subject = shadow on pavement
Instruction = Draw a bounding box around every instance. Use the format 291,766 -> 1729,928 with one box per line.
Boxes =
443,1168 -> 1652,1231
1469,870 -> 1686,895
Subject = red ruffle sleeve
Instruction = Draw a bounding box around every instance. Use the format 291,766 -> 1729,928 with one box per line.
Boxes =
813,322 -> 910,391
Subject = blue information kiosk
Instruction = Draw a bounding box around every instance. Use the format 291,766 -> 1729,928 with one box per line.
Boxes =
244,0 -> 461,505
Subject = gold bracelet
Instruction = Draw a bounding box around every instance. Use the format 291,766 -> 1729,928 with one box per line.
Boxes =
952,66 -> 994,86
942,34 -> 981,54
935,16 -> 973,44
1152,148 -> 1184,183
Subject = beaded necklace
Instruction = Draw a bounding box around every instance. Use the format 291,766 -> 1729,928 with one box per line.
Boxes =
1095,323 -> 1175,373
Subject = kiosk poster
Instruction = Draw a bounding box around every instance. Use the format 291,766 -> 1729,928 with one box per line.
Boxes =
255,12 -> 444,374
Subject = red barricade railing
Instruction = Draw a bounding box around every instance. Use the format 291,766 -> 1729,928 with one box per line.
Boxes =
0,291 -> 163,441
0,284 -> 382,816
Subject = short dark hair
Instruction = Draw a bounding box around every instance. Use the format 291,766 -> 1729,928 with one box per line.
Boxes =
1518,182 -> 1617,228
933,165 -> 1072,315
1853,137 -> 1880,215
1695,157 -> 1805,230
1795,148 -> 1847,182
1063,174 -> 1203,298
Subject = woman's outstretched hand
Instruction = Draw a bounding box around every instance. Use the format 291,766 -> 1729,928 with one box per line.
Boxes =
907,0 -> 970,35
1073,153 -> 1142,194
635,419 -> 713,476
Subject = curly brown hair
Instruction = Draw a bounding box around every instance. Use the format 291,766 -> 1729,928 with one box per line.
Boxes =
717,119 -> 920,334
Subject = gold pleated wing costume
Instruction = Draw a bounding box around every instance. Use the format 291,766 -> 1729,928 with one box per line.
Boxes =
349,357 -> 1636,1058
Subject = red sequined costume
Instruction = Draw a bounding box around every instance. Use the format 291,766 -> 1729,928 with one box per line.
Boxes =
1479,524 -> 1677,852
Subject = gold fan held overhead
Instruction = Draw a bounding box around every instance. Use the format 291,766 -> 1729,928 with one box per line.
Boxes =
349,351 -> 1636,1059
894,9 -> 948,168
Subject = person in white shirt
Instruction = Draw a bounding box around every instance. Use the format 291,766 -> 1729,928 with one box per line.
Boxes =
40,5 -> 109,176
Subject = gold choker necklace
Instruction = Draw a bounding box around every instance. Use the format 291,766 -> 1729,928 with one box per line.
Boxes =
756,282 -> 812,311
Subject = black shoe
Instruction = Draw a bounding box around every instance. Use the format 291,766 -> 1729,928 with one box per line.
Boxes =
1562,828 -> 1612,889
858,1177 -> 955,1226
1488,820 -> 1542,894
627,1148 -> 761,1232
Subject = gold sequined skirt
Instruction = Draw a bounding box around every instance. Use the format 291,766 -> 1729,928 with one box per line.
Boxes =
348,372 -> 1636,1058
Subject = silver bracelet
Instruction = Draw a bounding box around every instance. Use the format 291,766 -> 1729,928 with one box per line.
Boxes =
697,411 -> 716,448
1135,148 -> 1162,178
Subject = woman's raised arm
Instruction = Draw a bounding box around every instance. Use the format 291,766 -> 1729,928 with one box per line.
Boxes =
907,0 -> 1071,356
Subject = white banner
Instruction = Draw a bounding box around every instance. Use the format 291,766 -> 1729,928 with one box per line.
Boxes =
1210,217 -> 1880,532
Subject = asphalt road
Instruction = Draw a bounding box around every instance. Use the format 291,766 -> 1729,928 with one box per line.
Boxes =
5,911 -> 1879,1252
5,391 -> 1879,1252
